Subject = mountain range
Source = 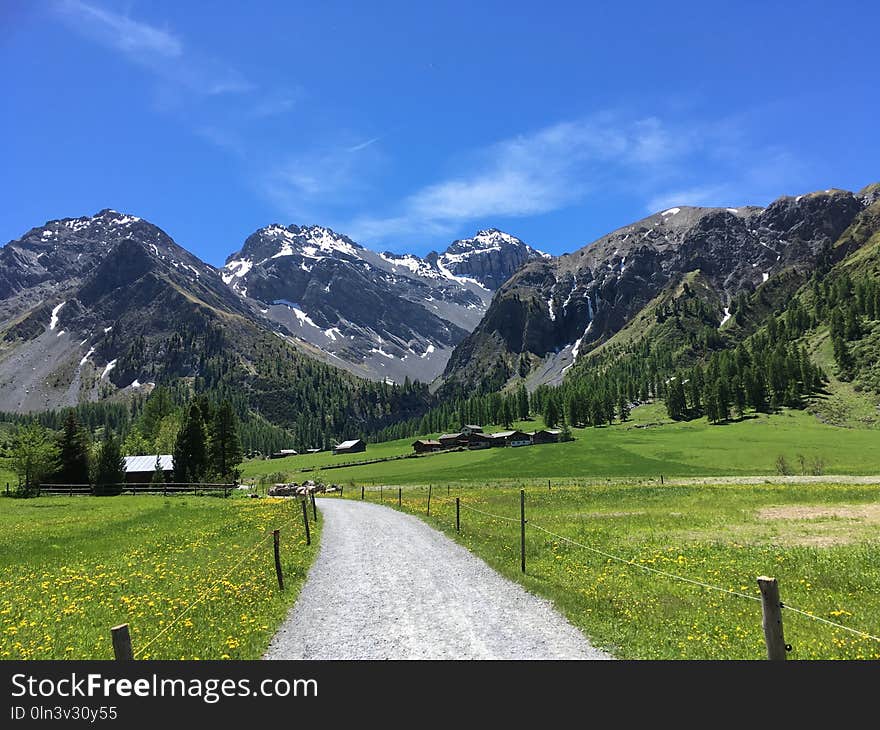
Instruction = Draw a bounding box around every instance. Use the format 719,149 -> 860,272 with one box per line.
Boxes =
1,182 -> 877,442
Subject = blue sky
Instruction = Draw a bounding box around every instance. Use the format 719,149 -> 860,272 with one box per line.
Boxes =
2,1 -> 878,266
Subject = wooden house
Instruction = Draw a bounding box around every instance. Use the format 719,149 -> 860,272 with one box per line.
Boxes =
530,429 -> 561,445
332,439 -> 366,456
412,439 -> 442,454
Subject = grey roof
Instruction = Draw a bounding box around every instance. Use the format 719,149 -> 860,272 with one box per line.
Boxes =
463,424 -> 483,430
438,433 -> 463,440
492,431 -> 516,438
124,454 -> 173,473
334,439 -> 364,449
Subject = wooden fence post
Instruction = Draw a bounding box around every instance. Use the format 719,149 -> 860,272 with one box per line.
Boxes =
456,497 -> 460,532
301,500 -> 311,546
520,488 -> 526,574
757,576 -> 787,660
548,479 -> 551,492
427,484 -> 432,516
340,484 -> 343,498
111,623 -> 133,660
311,492 -> 318,522
398,487 -> 402,508
380,485 -> 383,502
273,530 -> 284,590
361,485 -> 365,500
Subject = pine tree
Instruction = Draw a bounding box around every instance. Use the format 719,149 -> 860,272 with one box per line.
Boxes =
208,400 -> 244,482
516,385 -> 530,420
93,431 -> 125,496
545,396 -> 560,428
617,394 -> 630,422
666,379 -> 687,421
173,402 -> 208,483
150,455 -> 167,486
56,412 -> 90,485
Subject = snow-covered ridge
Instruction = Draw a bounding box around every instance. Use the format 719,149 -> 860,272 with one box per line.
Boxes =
257,224 -> 361,261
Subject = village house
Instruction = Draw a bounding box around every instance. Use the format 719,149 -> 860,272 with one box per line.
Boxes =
530,429 -> 562,445
438,432 -> 464,449
461,424 -> 484,435
124,454 -> 173,484
332,438 -> 366,456
464,432 -> 493,449
269,448 -> 298,459
490,430 -> 533,447
412,439 -> 442,454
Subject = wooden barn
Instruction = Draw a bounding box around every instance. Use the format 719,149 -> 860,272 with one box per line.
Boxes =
412,439 -> 442,454
124,454 -> 173,484
491,430 -> 532,447
333,439 -> 366,456
530,429 -> 561,444
438,432 -> 464,449
270,449 -> 298,459
465,432 -> 493,449
461,424 -> 484,435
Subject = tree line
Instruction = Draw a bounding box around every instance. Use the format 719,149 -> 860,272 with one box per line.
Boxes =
5,395 -> 243,497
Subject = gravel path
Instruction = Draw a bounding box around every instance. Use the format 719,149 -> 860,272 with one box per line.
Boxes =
264,499 -> 611,660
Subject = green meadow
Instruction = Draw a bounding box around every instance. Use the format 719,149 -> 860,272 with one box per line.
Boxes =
338,480 -> 880,659
241,403 -> 880,486
0,495 -> 319,659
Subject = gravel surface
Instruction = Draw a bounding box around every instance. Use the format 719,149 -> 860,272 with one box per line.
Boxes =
264,499 -> 611,660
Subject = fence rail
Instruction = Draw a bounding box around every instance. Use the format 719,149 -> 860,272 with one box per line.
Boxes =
37,482 -> 237,496
353,482 -> 880,659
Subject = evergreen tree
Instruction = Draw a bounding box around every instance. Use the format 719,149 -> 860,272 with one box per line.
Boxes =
666,379 -> 687,421
93,431 -> 125,496
208,400 -> 244,482
544,396 -> 560,428
617,394 -> 630,422
516,385 -> 530,420
56,412 -> 90,485
173,403 -> 208,483
150,454 -> 167,487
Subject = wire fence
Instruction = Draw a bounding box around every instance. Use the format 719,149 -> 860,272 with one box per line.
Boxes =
111,502 -> 311,660
361,483 -> 880,654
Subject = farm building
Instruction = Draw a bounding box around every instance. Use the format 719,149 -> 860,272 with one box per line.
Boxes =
333,439 -> 366,456
270,449 -> 298,459
461,424 -> 484,435
412,439 -> 442,454
438,432 -> 464,449
530,429 -> 561,444
491,430 -> 532,447
465,432 -> 494,449
124,454 -> 173,484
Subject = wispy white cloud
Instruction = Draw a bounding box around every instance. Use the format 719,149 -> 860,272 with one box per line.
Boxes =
346,137 -> 382,153
338,113 -> 805,243
57,0 -> 183,59
343,115 -> 703,241
260,140 -> 386,223
55,0 -> 252,98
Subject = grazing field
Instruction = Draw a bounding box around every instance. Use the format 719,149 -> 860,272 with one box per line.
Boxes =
338,481 -> 880,659
0,495 -> 319,659
242,404 -> 880,486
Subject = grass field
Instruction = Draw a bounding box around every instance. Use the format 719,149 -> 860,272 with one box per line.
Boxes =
0,494 -> 319,659
242,403 -> 880,487
338,481 -> 880,659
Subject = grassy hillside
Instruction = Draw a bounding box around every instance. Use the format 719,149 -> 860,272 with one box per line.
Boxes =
241,402 -> 880,486
0,495 -> 319,659
338,481 -> 880,659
